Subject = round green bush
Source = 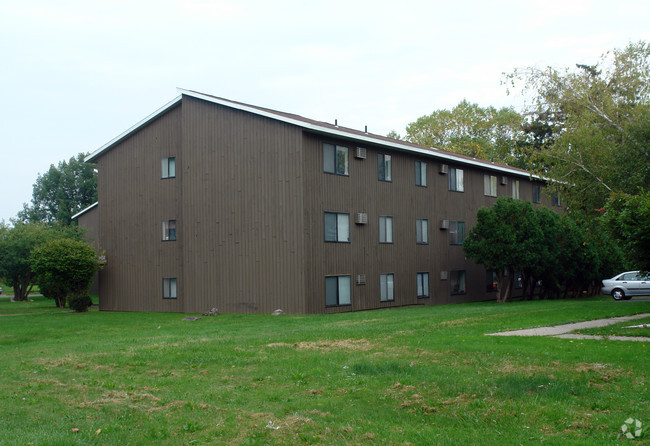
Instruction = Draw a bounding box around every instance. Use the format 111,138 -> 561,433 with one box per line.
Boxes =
68,294 -> 93,312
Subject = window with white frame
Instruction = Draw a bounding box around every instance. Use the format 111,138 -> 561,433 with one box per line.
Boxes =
162,157 -> 176,179
449,221 -> 466,245
380,273 -> 395,302
324,212 -> 350,242
162,220 -> 176,241
450,270 -> 466,295
323,143 -> 349,176
415,161 -> 427,186
484,175 -> 497,197
163,278 -> 177,299
325,275 -> 351,306
532,184 -> 541,203
512,179 -> 520,199
448,167 -> 464,192
379,216 -> 393,243
552,194 -> 561,207
417,272 -> 429,298
416,218 -> 428,244
378,154 -> 392,181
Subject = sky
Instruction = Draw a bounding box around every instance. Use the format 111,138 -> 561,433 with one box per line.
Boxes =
1,0 -> 649,223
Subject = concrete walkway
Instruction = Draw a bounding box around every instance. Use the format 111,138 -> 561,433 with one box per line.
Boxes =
486,313 -> 650,342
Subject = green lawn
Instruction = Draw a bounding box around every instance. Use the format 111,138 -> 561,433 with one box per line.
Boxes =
1,296 -> 648,445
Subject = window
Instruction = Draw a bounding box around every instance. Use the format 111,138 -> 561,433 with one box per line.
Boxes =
512,179 -> 520,199
163,278 -> 177,299
552,194 -> 561,207
450,270 -> 466,295
162,157 -> 176,179
324,212 -> 350,242
323,143 -> 349,176
417,272 -> 429,298
484,175 -> 497,197
379,216 -> 393,243
325,275 -> 351,306
162,220 -> 176,241
416,219 -> 428,244
448,168 -> 464,192
514,271 -> 523,289
380,273 -> 395,302
378,154 -> 392,181
449,221 -> 466,245
486,270 -> 498,292
532,184 -> 541,203
415,161 -> 427,186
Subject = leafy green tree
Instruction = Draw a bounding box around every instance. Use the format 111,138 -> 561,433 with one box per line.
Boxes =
0,223 -> 84,301
30,238 -> 101,308
603,191 -> 650,272
404,100 -> 530,168
462,198 -> 541,302
18,153 -> 97,225
505,41 -> 650,213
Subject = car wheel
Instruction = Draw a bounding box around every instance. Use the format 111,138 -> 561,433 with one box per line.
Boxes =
611,289 -> 625,301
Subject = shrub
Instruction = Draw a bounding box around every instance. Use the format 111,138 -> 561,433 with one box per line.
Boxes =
68,294 -> 93,312
30,238 -> 102,308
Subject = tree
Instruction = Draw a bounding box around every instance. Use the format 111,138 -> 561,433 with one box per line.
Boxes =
603,191 -> 650,272
18,153 -> 97,225
403,100 -> 530,169
0,223 -> 84,301
30,238 -> 101,308
462,198 -> 541,302
504,41 -> 650,213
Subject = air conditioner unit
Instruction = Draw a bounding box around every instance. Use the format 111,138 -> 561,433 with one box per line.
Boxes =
439,164 -> 449,174
356,274 -> 366,285
355,213 -> 368,225
501,176 -> 508,185
439,219 -> 449,230
355,147 -> 367,159
440,271 -> 448,280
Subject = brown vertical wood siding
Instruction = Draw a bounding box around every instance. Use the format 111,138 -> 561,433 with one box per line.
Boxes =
179,97 -> 305,314
96,105 -> 184,312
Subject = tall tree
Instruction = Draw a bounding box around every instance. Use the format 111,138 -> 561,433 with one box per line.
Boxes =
403,100 -> 530,168
18,153 -> 97,225
462,198 -> 541,302
504,41 -> 650,213
603,191 -> 650,272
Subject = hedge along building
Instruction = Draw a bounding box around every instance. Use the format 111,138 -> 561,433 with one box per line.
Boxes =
83,89 -> 555,314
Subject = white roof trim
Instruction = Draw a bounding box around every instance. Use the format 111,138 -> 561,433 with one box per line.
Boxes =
71,202 -> 98,220
87,96 -> 182,162
177,89 -> 535,179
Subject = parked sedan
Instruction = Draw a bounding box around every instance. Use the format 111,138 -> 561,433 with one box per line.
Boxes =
601,271 -> 650,300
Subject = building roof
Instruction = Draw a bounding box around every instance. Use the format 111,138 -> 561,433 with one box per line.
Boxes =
87,89 -> 535,179
71,201 -> 98,220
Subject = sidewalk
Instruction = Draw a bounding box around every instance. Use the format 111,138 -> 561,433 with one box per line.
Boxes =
486,313 -> 650,342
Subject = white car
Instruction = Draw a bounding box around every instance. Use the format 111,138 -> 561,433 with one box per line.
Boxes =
601,271 -> 650,300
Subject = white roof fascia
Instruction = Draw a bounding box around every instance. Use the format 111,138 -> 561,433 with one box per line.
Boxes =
178,88 -> 537,180
86,96 -> 182,162
71,202 -> 98,220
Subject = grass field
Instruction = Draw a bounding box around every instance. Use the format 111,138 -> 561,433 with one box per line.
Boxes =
1,296 -> 648,445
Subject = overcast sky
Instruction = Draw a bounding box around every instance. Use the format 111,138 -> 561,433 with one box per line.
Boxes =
1,0 -> 649,223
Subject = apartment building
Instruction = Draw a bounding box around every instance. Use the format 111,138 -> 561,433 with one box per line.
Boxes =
82,89 -> 553,313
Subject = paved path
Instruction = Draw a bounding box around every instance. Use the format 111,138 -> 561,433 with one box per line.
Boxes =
486,313 -> 650,342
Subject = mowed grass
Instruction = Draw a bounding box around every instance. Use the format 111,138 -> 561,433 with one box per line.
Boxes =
1,296 -> 648,445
